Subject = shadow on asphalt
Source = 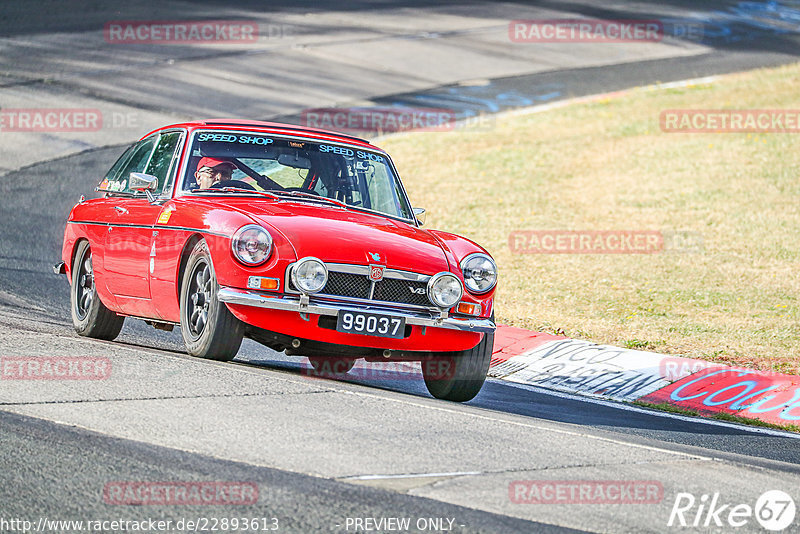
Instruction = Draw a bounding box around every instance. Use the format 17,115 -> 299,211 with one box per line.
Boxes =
235,354 -> 800,467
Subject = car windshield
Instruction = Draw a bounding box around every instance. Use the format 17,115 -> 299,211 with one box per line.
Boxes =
181,130 -> 414,220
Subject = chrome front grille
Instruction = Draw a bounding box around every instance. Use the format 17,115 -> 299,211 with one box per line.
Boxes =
286,263 -> 433,308
321,271 -> 372,299
372,278 -> 430,306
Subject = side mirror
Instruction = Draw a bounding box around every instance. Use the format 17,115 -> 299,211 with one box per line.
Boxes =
129,172 -> 158,191
130,172 -> 159,203
413,207 -> 426,226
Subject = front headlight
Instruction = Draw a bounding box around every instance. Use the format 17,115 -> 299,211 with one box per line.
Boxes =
461,253 -> 497,294
232,225 -> 272,266
292,257 -> 328,294
427,272 -> 463,309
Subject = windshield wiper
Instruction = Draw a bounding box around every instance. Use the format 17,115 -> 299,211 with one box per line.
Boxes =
192,187 -> 348,209
271,190 -> 349,209
192,187 -> 280,200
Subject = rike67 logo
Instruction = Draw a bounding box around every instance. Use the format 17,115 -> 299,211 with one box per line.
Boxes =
668,490 -> 796,531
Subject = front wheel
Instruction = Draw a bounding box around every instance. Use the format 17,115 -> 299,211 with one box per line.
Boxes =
70,241 -> 125,340
422,330 -> 494,402
179,240 -> 244,361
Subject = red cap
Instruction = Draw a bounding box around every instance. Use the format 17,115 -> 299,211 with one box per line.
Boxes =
197,157 -> 237,172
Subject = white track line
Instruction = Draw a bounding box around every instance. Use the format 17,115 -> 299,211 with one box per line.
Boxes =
341,471 -> 482,481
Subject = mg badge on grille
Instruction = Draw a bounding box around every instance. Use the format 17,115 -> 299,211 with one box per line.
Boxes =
368,264 -> 385,282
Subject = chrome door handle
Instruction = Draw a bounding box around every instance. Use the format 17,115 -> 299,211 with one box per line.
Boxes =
113,206 -> 128,214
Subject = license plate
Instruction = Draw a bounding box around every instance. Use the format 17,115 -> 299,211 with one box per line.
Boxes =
336,311 -> 405,339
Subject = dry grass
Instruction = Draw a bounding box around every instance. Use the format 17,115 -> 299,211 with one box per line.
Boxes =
379,63 -> 800,373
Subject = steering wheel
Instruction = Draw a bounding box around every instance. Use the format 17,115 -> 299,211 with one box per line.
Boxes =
210,180 -> 256,191
281,187 -> 321,196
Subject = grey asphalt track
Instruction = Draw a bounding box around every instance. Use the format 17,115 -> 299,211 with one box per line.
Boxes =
0,410 -> 568,533
2,1 -> 800,533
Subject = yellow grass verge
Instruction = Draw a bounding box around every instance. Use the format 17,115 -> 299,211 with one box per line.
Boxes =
379,63 -> 800,374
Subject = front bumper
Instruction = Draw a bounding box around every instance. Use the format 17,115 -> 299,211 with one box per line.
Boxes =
217,287 -> 495,333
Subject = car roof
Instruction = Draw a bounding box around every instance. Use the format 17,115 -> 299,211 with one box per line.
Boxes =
142,119 -> 380,151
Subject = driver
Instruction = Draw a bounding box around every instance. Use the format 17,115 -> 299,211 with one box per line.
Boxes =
195,157 -> 238,189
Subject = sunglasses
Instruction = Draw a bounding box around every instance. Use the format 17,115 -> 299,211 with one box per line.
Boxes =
199,167 -> 234,178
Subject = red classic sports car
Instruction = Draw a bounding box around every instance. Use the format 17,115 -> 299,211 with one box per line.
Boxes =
55,120 -> 497,401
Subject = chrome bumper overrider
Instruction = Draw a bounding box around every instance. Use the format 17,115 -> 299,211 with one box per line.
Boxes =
217,287 -> 495,333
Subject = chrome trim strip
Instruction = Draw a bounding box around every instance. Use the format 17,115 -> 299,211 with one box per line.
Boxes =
293,291 -> 437,312
67,220 -> 228,238
156,225 -> 229,238
218,287 -> 495,333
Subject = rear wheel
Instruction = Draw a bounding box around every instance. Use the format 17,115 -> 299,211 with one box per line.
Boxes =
179,240 -> 244,361
70,241 -> 125,340
422,329 -> 494,402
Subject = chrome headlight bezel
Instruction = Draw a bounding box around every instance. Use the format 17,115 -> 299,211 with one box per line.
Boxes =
291,257 -> 328,294
427,271 -> 464,309
231,224 -> 273,266
460,253 -> 497,294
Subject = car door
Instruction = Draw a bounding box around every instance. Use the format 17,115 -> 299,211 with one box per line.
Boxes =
103,132 -> 182,305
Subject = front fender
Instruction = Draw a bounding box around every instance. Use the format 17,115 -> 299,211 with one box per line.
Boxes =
166,199 -> 297,294
428,229 -> 496,317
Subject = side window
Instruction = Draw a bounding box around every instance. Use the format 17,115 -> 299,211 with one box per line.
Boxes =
99,137 -> 157,193
99,143 -> 138,192
145,132 -> 182,195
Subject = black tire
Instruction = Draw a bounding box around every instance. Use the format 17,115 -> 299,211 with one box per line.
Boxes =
179,240 -> 244,361
307,356 -> 356,376
70,240 -> 125,340
422,329 -> 494,402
